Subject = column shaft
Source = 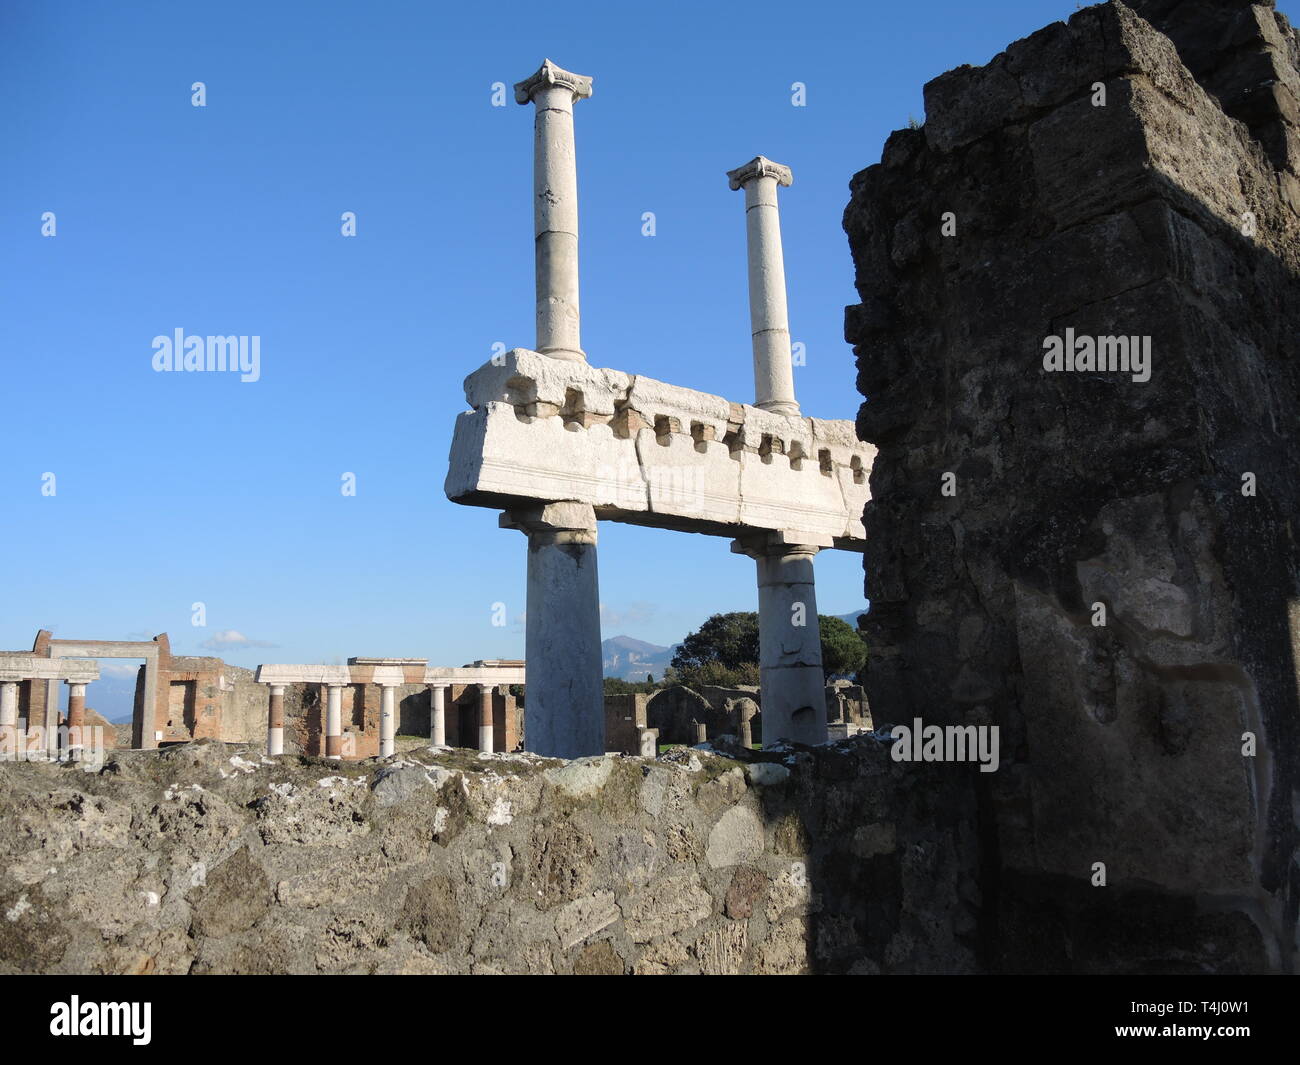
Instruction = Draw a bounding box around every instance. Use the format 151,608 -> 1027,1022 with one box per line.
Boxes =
522,526 -> 603,758
753,546 -> 828,745
744,177 -> 796,413
429,684 -> 447,746
66,681 -> 87,754
267,685 -> 285,756
380,685 -> 397,758
477,685 -> 495,753
516,60 -> 592,362
325,684 -> 343,759
727,156 -> 798,416
533,86 -> 582,359
0,681 -> 18,755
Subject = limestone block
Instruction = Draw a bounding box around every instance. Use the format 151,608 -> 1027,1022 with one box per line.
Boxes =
706,804 -> 765,868
620,873 -> 712,942
555,890 -> 620,950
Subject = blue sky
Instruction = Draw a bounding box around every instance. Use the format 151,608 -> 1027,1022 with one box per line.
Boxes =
5,0 -> 1286,675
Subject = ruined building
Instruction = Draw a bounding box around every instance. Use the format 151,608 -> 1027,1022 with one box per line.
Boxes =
0,1 -> 1295,975
0,630 -> 523,761
845,0 -> 1299,970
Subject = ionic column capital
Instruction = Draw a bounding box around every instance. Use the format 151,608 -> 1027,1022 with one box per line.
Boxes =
726,155 -> 793,192
514,59 -> 593,105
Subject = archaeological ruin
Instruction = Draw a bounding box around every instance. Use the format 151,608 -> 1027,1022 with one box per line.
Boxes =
446,60 -> 874,757
0,630 -> 525,761
1,0 -> 1296,980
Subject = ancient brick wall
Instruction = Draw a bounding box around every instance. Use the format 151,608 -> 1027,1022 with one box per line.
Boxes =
845,0 -> 1298,971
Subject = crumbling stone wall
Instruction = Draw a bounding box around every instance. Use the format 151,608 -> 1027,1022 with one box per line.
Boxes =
0,737 -> 974,974
845,0 -> 1299,971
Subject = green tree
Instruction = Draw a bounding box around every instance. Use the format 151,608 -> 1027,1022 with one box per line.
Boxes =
670,612 -> 760,674
603,676 -> 658,695
670,611 -> 866,685
818,614 -> 867,680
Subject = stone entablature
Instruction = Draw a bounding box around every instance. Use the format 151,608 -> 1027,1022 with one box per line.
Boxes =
0,656 -> 100,684
255,662 -> 525,688
446,348 -> 874,549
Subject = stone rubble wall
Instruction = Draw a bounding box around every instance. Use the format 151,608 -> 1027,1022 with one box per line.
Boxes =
0,737 -> 976,975
845,0 -> 1299,971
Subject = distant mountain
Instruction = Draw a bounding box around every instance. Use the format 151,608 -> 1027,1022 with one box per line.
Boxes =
835,610 -> 868,629
602,635 -> 676,681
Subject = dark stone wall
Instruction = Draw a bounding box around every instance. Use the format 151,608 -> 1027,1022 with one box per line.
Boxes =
844,0 -> 1299,971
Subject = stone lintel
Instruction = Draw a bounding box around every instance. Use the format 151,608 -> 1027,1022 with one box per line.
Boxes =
0,655 -> 100,683
255,664 -> 352,686
514,59 -> 593,105
446,349 -> 873,549
424,665 -> 526,687
727,155 -> 794,191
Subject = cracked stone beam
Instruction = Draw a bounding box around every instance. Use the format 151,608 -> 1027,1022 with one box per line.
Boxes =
516,59 -> 593,363
727,156 -> 799,417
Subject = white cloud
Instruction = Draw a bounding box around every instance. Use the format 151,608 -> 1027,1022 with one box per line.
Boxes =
199,629 -> 278,651
99,662 -> 141,678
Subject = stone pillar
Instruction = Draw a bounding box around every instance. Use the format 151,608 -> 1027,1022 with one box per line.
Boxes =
379,684 -> 397,758
267,684 -> 286,756
477,684 -> 495,753
693,720 -> 707,744
732,535 -> 828,746
325,683 -> 343,760
501,501 -> 603,758
515,59 -> 593,362
0,681 -> 18,754
740,717 -> 753,749
726,156 -> 799,416
65,680 -> 87,753
429,683 -> 448,746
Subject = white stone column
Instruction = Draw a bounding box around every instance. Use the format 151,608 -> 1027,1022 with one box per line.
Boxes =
267,684 -> 286,756
477,684 -> 494,753
379,684 -> 397,758
727,156 -> 799,417
428,683 -> 447,746
515,59 -> 593,363
501,501 -> 604,758
325,683 -> 343,760
0,681 -> 18,754
732,534 -> 828,746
